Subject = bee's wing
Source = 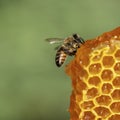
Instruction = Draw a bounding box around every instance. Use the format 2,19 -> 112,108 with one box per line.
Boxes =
45,38 -> 64,44
54,45 -> 61,50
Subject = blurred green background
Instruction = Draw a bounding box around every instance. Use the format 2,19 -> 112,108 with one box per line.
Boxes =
0,0 -> 120,120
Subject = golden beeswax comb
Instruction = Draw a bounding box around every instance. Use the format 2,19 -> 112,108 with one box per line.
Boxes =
66,27 -> 120,120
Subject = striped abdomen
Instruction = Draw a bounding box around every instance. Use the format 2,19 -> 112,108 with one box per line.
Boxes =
55,47 -> 67,67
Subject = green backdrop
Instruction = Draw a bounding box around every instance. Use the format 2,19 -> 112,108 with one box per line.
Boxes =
0,0 -> 120,120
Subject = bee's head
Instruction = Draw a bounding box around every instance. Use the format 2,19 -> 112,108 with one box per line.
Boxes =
72,33 -> 85,44
73,34 -> 79,39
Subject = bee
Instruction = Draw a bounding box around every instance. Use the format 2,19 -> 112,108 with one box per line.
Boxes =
46,34 -> 85,67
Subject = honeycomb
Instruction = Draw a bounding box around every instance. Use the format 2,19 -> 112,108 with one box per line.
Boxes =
66,27 -> 120,120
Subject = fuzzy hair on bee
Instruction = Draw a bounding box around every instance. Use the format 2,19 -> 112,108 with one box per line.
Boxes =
46,34 -> 85,67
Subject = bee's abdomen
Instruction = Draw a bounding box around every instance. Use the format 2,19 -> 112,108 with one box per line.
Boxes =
55,48 -> 67,67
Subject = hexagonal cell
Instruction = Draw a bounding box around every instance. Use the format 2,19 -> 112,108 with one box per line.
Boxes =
94,106 -> 111,118
113,76 -> 120,88
102,83 -> 113,94
76,94 -> 83,102
107,44 -> 116,54
88,76 -> 101,86
89,63 -> 102,75
82,111 -> 95,120
115,49 -> 120,60
111,89 -> 120,100
102,56 -> 115,67
110,102 -> 120,113
86,87 -> 99,99
114,62 -> 120,74
101,69 -> 113,81
81,101 -> 95,109
96,95 -> 111,106
97,118 -> 102,120
108,114 -> 120,120
92,54 -> 102,62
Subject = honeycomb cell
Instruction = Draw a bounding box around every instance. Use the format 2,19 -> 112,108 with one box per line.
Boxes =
115,49 -> 120,60
101,69 -> 113,81
81,101 -> 94,109
94,106 -> 111,118
114,62 -> 120,74
111,89 -> 120,100
107,44 -> 116,54
92,54 -> 102,61
110,102 -> 120,113
102,83 -> 113,94
88,76 -> 101,86
82,111 -> 95,120
113,76 -> 120,88
96,95 -> 111,106
97,118 -> 102,120
86,88 -> 99,99
108,114 -> 120,120
89,63 -> 102,74
102,56 -> 114,67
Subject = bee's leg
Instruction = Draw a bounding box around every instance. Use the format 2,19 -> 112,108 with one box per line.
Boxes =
63,49 -> 76,56
62,47 -> 69,55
